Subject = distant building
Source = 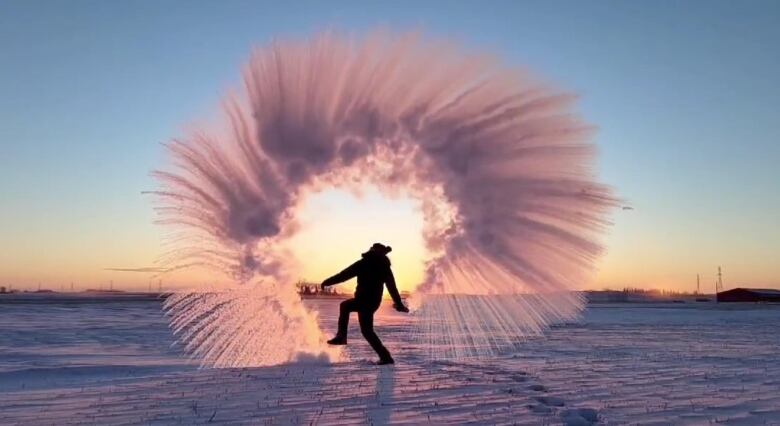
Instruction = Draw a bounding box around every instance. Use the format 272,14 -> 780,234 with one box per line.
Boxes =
0,286 -> 6,294
717,288 -> 780,303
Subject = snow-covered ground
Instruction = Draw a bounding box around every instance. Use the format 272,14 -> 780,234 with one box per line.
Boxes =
1,297 -> 779,425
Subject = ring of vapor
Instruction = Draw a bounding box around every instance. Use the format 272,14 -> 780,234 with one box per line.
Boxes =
152,32 -> 618,367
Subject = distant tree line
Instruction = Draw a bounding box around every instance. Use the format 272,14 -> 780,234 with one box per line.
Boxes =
296,280 -> 340,296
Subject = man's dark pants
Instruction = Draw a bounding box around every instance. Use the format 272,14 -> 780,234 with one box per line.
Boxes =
337,298 -> 392,361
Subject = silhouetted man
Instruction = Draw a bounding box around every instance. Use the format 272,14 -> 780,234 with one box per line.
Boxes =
321,242 -> 409,365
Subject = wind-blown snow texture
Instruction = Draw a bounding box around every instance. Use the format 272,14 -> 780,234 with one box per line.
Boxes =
152,33 -> 617,366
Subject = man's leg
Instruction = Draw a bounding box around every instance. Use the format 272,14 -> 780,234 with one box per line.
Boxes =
329,298 -> 357,345
358,309 -> 393,364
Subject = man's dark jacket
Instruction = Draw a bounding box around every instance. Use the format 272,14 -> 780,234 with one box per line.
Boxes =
321,251 -> 403,310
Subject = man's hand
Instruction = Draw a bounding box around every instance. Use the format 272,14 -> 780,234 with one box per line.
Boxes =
393,303 -> 409,313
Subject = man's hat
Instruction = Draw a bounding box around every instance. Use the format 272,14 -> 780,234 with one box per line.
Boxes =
370,242 -> 392,254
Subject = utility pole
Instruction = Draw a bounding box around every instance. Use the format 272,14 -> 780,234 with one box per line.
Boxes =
696,274 -> 700,295
70,282 -> 74,292
110,280 -> 113,291
717,266 -> 723,293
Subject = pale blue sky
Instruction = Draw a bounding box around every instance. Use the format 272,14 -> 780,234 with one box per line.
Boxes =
1,0 -> 778,290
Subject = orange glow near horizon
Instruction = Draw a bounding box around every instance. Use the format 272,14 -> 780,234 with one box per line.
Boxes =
286,188 -> 429,294
1,190 -> 778,293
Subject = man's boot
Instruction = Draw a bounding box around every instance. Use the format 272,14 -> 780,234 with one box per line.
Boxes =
376,356 -> 394,365
327,335 -> 347,345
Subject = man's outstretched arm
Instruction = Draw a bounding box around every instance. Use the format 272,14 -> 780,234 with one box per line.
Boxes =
321,261 -> 360,287
385,269 -> 408,312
